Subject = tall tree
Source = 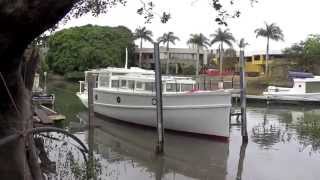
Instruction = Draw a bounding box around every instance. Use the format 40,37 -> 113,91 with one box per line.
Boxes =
157,32 -> 180,74
210,28 -> 235,80
134,26 -> 153,67
255,23 -> 284,75
283,35 -> 320,73
47,25 -> 135,74
187,33 -> 210,76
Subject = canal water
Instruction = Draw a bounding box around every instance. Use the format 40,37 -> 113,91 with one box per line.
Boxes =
59,104 -> 319,180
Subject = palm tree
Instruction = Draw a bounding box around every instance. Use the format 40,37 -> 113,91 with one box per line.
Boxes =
255,23 -> 284,75
157,32 -> 180,74
187,33 -> 210,76
210,28 -> 235,80
134,26 -> 153,67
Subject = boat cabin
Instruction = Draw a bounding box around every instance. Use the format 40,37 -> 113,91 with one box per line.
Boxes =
265,76 -> 320,94
80,67 -> 196,94
99,73 -> 196,93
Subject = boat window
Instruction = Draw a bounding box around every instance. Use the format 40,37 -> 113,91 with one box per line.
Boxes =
112,73 -> 126,76
181,84 -> 193,92
128,80 -> 135,89
145,82 -> 155,92
166,83 -> 178,92
111,80 -> 119,88
306,82 -> 320,93
120,80 -> 127,88
136,82 -> 143,89
99,75 -> 110,88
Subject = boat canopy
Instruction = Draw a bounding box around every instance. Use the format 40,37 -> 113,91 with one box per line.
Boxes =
288,71 -> 314,79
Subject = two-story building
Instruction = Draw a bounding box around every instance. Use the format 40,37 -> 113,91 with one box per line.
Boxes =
236,50 -> 285,76
134,47 -> 210,72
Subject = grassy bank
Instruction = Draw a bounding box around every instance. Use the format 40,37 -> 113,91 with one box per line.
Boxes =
47,74 -> 85,123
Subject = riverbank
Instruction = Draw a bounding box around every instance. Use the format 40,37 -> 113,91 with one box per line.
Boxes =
47,74 -> 85,123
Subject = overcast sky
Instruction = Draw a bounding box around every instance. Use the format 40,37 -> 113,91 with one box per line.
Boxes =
63,0 -> 320,53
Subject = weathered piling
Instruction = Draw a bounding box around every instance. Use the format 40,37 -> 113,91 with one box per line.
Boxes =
154,43 -> 164,154
43,71 -> 47,95
239,42 -> 248,142
236,141 -> 248,180
203,75 -> 206,90
87,73 -> 96,178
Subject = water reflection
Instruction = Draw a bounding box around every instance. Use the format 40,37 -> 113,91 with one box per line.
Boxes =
249,106 -> 320,152
78,112 -> 230,180
236,142 -> 247,180
251,108 -> 282,149
73,105 -> 320,180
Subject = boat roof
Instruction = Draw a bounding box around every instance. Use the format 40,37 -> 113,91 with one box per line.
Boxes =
86,67 -> 154,75
288,71 -> 314,79
112,74 -> 195,84
294,76 -> 320,83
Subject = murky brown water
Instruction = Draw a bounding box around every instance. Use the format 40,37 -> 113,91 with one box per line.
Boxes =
72,105 -> 320,180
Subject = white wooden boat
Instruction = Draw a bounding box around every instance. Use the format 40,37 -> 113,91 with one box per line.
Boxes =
263,72 -> 320,102
77,67 -> 231,139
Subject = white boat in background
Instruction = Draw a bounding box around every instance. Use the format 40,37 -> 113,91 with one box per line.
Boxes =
263,72 -> 320,102
77,66 -> 231,139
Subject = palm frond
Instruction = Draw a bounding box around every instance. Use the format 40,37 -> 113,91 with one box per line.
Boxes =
255,23 -> 284,41
210,28 -> 235,47
134,26 -> 153,42
158,32 -> 179,46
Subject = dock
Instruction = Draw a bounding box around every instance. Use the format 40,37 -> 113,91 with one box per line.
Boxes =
33,105 -> 66,126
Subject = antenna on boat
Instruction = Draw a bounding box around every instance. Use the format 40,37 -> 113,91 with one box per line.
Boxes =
125,48 -> 128,69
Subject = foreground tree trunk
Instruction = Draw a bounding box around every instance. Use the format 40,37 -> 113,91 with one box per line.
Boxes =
0,1 -> 75,179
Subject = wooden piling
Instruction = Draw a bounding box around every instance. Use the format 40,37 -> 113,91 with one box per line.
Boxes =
203,75 -> 206,90
87,73 -> 96,178
239,46 -> 248,142
154,43 -> 164,154
43,71 -> 47,95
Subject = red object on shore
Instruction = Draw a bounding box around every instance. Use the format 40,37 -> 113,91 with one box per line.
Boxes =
202,68 -> 234,76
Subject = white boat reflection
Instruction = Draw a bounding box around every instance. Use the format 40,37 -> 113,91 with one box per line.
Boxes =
78,112 -> 230,180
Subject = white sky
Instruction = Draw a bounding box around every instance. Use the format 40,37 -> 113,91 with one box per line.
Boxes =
62,0 -> 320,53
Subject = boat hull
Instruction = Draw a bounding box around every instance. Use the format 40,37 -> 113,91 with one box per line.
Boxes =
77,90 -> 231,138
264,93 -> 320,102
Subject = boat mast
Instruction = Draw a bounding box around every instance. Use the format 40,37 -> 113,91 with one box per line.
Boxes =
125,48 -> 128,69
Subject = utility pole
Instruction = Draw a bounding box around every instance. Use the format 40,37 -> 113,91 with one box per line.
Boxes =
154,42 -> 164,154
